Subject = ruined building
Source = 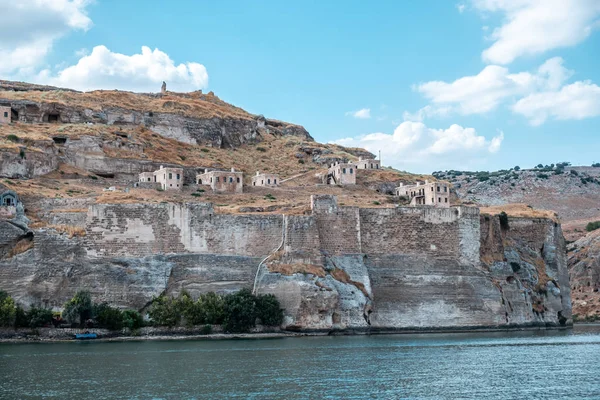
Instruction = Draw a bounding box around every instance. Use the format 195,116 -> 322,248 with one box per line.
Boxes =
356,156 -> 380,170
252,171 -> 279,187
396,180 -> 450,207
324,162 -> 357,185
0,106 -> 10,124
196,168 -> 243,193
138,166 -> 183,190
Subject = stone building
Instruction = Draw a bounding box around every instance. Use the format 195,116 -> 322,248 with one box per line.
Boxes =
0,106 -> 11,124
324,162 -> 357,185
0,187 -> 19,219
196,168 -> 243,193
138,172 -> 154,183
150,166 -> 183,190
251,171 -> 279,187
356,156 -> 380,170
395,180 -> 450,207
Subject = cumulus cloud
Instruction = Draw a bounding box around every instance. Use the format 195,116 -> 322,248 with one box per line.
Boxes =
403,105 -> 452,122
345,108 -> 371,119
0,0 -> 92,75
512,81 -> 600,125
472,0 -> 600,64
414,57 -> 572,116
332,121 -> 503,171
37,45 -> 209,92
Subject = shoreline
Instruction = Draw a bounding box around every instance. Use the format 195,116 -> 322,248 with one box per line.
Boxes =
0,324 -> 578,344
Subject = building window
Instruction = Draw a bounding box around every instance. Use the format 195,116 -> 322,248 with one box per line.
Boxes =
170,184 -> 172,187
198,179 -> 202,184
261,180 -> 264,184
445,198 -> 448,203
432,198 -> 434,203
177,173 -> 180,179
370,164 -> 373,168
253,182 -> 256,186
364,164 -> 367,168
216,177 -> 219,182
444,186 -> 447,192
210,177 -> 213,183
237,177 -> 240,183
376,164 -> 379,169
147,178 -> 151,182
3,112 -> 7,118
169,173 -> 172,179
437,186 -> 440,192
229,177 -> 233,183
343,168 -> 346,174
274,179 -> 277,184
350,168 -> 353,174
268,179 -> 271,184
438,197 -> 441,202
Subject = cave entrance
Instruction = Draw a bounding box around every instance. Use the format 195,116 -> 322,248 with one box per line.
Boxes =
47,113 -> 60,123
11,108 -> 18,121
52,136 -> 67,145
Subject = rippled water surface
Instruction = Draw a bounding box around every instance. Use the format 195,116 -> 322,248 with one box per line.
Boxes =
2,326 -> 600,399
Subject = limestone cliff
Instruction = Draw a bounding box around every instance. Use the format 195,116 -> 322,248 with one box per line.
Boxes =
567,229 -> 600,320
0,196 -> 572,332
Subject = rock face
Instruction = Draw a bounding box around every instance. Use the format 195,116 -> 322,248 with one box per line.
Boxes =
567,229 -> 600,320
0,195 -> 572,332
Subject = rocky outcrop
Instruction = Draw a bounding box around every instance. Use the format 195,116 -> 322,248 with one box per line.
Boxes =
0,196 -> 571,333
567,229 -> 600,320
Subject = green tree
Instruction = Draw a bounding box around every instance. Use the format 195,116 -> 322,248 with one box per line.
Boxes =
122,310 -> 144,330
514,166 -> 520,171
223,289 -> 257,333
586,221 -> 600,232
255,294 -> 284,326
148,295 -> 181,327
0,291 -> 16,328
201,292 -> 225,325
62,290 -> 93,327
499,211 -> 510,230
93,303 -> 124,330
27,306 -> 54,328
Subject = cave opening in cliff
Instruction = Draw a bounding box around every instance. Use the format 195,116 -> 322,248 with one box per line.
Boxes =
11,108 -> 18,121
95,172 -> 115,179
52,136 -> 67,145
47,113 -> 60,123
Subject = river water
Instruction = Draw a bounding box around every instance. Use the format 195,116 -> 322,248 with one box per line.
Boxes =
1,326 -> 600,399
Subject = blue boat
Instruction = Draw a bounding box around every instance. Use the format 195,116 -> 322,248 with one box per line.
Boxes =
74,332 -> 97,340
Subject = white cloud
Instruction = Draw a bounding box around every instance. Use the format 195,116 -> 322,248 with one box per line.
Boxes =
0,0 -> 92,75
346,108 -> 371,119
512,81 -> 600,125
413,57 -> 572,116
457,3 -> 466,13
36,45 -> 209,92
472,0 -> 600,64
332,121 -> 503,171
403,105 -> 452,122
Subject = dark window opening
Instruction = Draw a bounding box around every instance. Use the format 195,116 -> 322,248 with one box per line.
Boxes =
47,113 -> 59,123
445,198 -> 448,203
52,136 -> 67,144
437,186 -> 440,192
11,109 -> 18,120
229,177 -> 233,183
237,177 -> 240,183
3,112 -> 7,118
268,178 -> 271,184
350,168 -> 353,174
216,177 -> 220,182
3,196 -> 16,206
177,173 -> 180,179
147,178 -> 151,182
438,197 -> 441,202
274,179 -> 277,184
253,182 -> 256,186
95,172 -> 115,179
168,173 -> 172,179
343,168 -> 346,174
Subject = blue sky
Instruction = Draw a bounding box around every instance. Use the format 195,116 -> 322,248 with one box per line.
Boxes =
1,0 -> 599,173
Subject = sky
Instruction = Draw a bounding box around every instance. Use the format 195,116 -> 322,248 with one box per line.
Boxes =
1,0 -> 599,173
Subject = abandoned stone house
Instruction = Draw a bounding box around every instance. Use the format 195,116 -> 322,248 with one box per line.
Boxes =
251,171 -> 279,187
0,187 -> 19,219
138,166 -> 183,190
324,162 -> 357,185
356,156 -> 380,170
196,168 -> 243,193
395,180 -> 450,208
0,106 -> 11,124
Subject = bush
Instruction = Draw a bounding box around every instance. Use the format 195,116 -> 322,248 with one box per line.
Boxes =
148,295 -> 181,327
200,148 -> 210,153
0,291 -> 16,327
6,134 -> 19,142
592,163 -> 600,168
62,290 -> 93,327
514,166 -> 520,171
201,292 -> 225,325
298,159 -> 305,164
372,201 -> 381,205
255,294 -> 284,326
200,324 -> 213,335
264,194 -> 276,200
586,221 -> 600,232
94,303 -> 124,330
499,211 -> 509,230
27,306 -> 54,328
570,170 -> 579,176
537,173 -> 548,179
122,310 -> 144,330
223,289 -> 257,333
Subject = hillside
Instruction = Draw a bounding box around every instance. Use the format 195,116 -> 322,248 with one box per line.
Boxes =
435,166 -> 600,241
0,81 -> 431,225
568,229 -> 600,321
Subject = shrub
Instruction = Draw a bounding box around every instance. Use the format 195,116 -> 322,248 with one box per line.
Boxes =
536,173 -> 548,179
373,201 -> 381,205
592,163 -> 600,168
0,291 -> 16,328
201,292 -> 225,325
223,289 -> 257,333
514,166 -> 520,171
570,170 -> 579,176
191,192 -> 202,197
298,159 -> 305,164
264,194 -> 276,200
88,175 -> 98,180
62,290 -> 93,327
200,148 -> 210,153
148,295 -> 181,327
27,306 -> 54,328
6,134 -> 19,142
586,221 -> 600,232
499,211 -> 509,230
122,310 -> 144,330
94,303 -> 124,330
255,294 -> 284,326
14,305 -> 29,328
200,324 -> 213,335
